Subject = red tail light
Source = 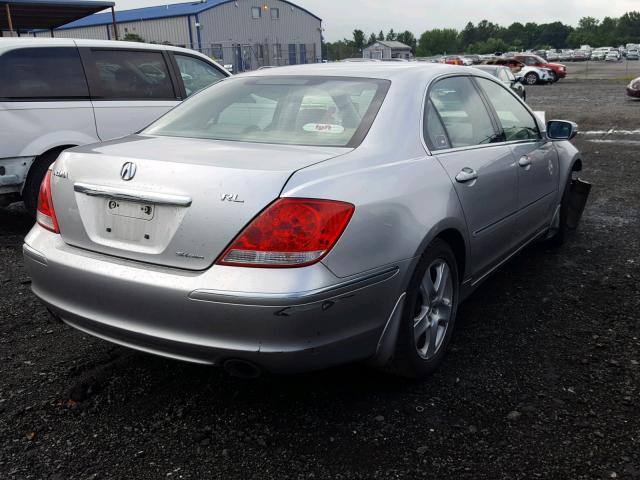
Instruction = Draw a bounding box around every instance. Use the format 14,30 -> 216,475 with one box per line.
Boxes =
218,198 -> 354,268
36,170 -> 60,233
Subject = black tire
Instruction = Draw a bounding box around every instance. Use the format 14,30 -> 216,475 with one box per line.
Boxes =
547,175 -> 572,246
23,149 -> 64,217
386,239 -> 459,379
525,72 -> 539,85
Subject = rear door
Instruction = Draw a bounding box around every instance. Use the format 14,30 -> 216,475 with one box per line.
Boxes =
79,47 -> 180,141
474,77 -> 559,243
0,45 -> 97,160
425,76 -> 519,280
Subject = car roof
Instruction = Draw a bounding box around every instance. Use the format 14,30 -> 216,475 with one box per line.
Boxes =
0,37 -> 200,56
0,38 -> 227,73
235,62 -> 474,81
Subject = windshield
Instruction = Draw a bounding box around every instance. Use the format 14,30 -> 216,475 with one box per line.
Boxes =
144,76 -> 390,147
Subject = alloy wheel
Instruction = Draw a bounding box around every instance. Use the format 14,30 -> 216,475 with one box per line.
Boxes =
413,259 -> 454,360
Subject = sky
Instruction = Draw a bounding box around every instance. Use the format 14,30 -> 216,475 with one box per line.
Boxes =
114,0 -> 639,42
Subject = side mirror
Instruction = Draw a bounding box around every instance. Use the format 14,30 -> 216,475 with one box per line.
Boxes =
547,120 -> 578,140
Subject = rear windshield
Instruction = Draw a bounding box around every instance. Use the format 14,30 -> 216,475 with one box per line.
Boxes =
144,76 -> 390,147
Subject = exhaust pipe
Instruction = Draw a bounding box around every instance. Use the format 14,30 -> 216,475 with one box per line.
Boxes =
223,359 -> 263,379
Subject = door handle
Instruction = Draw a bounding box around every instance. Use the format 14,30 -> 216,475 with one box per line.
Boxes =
455,167 -> 478,183
518,156 -> 532,168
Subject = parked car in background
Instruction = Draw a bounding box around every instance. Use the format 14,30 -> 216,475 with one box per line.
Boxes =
474,65 -> 526,101
23,63 -> 587,379
605,51 -> 621,62
463,55 -> 481,65
572,50 -> 589,61
627,49 -> 640,60
559,50 -> 574,62
546,51 -> 559,61
628,77 -> 640,98
513,54 -> 566,82
0,38 -> 229,213
442,55 -> 472,66
591,49 -> 609,61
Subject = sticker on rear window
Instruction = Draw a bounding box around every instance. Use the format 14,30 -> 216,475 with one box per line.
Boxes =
303,123 -> 345,134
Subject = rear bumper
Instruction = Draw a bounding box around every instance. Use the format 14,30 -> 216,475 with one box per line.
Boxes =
23,226 -> 409,373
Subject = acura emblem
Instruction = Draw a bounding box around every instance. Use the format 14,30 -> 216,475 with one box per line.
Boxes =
120,162 -> 137,181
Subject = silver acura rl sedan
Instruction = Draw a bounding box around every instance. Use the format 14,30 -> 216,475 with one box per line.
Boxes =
23,63 -> 588,378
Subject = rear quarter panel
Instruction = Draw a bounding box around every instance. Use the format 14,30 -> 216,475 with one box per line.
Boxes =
282,71 -> 469,280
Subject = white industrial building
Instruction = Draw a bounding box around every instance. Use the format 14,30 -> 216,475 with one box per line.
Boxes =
363,40 -> 412,60
31,0 -> 323,71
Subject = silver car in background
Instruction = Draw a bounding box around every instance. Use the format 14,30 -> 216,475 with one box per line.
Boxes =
23,63 -> 588,378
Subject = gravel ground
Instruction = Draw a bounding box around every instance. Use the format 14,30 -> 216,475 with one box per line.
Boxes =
1,79 -> 639,480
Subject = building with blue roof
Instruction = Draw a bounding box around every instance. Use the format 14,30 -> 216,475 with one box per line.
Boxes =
32,0 -> 322,71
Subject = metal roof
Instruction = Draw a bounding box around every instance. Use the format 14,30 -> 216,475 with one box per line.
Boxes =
56,0 -> 321,30
0,0 -> 114,30
367,41 -> 412,50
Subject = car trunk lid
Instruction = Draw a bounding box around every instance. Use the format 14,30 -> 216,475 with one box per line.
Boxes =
52,134 -> 349,270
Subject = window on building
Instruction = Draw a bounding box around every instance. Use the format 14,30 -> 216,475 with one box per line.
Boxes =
273,43 -> 281,59
251,6 -> 261,18
0,47 -> 89,100
270,8 -> 279,19
89,49 -> 175,100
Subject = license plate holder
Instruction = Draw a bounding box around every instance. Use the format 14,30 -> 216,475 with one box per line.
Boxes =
106,199 -> 155,221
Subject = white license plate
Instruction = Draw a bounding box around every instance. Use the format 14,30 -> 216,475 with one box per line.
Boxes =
106,199 -> 155,220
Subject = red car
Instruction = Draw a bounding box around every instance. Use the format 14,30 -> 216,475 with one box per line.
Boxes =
513,54 -> 567,82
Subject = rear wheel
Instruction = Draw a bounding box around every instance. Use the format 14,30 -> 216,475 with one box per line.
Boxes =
23,149 -> 66,217
387,239 -> 459,379
525,72 -> 539,85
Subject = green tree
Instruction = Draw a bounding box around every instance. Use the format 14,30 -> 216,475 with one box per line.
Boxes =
385,29 -> 397,41
417,28 -> 460,56
377,30 -> 384,41
353,29 -> 365,51
461,22 -> 477,46
396,30 -> 417,53
536,21 -> 572,48
122,33 -> 145,42
367,32 -> 377,46
618,11 -> 640,43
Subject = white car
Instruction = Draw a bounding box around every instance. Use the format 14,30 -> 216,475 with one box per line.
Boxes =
626,50 -> 639,60
516,66 -> 554,85
605,51 -> 621,62
0,38 -> 229,213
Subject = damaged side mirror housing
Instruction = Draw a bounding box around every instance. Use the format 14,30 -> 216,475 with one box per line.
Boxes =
547,120 -> 578,140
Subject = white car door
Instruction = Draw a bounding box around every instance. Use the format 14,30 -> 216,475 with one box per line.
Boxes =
80,47 -> 180,141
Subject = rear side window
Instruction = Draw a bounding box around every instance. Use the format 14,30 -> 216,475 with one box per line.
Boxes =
427,76 -> 498,149
174,54 -> 226,97
475,78 -> 539,142
89,50 -> 175,100
0,47 -> 88,100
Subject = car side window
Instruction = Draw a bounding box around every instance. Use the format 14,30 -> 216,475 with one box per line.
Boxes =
174,54 -> 226,97
476,78 -> 539,142
0,47 -> 89,100
423,100 -> 450,150
89,49 -> 175,100
428,76 -> 498,149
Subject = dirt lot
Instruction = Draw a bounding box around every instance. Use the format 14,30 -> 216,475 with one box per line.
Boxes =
1,78 -> 639,480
